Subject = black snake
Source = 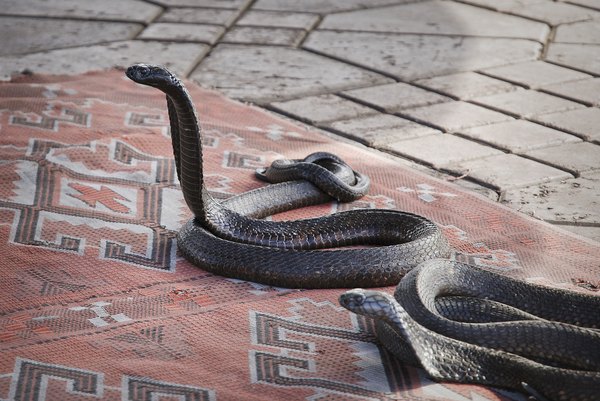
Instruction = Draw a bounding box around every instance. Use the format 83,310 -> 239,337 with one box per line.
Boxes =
125,63 -> 449,288
126,64 -> 600,400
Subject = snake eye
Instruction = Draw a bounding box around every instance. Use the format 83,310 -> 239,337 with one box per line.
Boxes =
138,66 -> 150,77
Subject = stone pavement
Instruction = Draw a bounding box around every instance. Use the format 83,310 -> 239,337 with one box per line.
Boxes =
1,0 -> 599,242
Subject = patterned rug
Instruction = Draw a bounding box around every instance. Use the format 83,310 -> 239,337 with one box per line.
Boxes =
1,70 -> 598,401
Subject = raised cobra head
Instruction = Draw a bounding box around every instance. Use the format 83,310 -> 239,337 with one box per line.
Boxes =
126,63 -> 179,90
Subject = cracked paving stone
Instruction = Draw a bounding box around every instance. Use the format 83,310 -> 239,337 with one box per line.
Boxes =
458,120 -> 581,153
447,153 -> 573,191
320,0 -> 549,40
139,23 -> 225,44
384,134 -> 503,168
342,82 -> 451,113
541,78 -> 600,106
329,114 -> 440,146
304,31 -> 542,81
0,0 -> 161,23
533,108 -> 600,142
0,17 -> 142,56
0,41 -> 209,79
270,94 -> 377,124
158,8 -> 240,26
415,72 -> 517,100
555,20 -> 600,45
252,0 -> 410,13
222,27 -> 306,46
523,142 -> 600,176
472,89 -> 585,118
502,171 -> 600,225
480,60 -> 592,89
546,43 -> 600,75
191,45 -> 393,103
401,101 -> 514,132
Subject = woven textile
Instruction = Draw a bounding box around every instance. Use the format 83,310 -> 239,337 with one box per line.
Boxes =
1,70 -> 598,401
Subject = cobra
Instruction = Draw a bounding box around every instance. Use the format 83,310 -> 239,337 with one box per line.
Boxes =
340,260 -> 600,401
125,63 -> 450,288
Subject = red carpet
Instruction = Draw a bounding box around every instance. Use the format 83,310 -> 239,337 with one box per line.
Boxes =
0,70 -> 597,400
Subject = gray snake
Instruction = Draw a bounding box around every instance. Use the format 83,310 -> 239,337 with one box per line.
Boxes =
125,63 -> 449,288
125,64 -> 600,400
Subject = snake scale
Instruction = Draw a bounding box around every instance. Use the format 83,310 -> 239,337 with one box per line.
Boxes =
126,64 -> 600,400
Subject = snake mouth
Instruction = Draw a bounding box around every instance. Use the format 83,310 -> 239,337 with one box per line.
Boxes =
339,291 -> 365,310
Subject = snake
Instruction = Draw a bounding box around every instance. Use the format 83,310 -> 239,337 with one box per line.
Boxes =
125,64 -> 600,400
125,63 -> 450,288
340,260 -> 600,400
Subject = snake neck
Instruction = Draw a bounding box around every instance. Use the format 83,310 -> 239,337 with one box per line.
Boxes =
161,79 -> 223,225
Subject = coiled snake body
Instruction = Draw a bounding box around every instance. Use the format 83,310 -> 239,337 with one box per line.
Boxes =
126,64 -> 600,400
125,64 -> 449,288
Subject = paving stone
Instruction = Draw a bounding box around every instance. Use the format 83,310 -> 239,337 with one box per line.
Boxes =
502,171 -> 600,224
139,23 -> 224,44
533,108 -> 600,142
559,225 -> 600,243
158,8 -> 240,26
319,0 -> 549,41
458,120 -> 581,153
523,142 -> 600,175
541,78 -> 600,106
304,31 -> 541,81
472,89 -> 585,118
546,43 -> 600,75
555,20 -> 600,44
270,94 -> 377,124
191,44 -> 393,103
0,41 -> 209,80
496,1 -> 598,25
252,0 -> 409,13
566,0 -> 600,11
414,72 -> 518,100
152,0 -> 249,7
480,61 -> 591,89
383,134 -> 503,168
447,154 -> 573,191
236,10 -> 319,30
341,82 -> 451,113
329,114 -> 441,146
0,17 -> 142,56
401,101 -> 514,132
222,27 -> 305,46
0,0 -> 161,23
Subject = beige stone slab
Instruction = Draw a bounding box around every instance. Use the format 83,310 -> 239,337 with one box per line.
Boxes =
472,89 -> 585,118
236,10 -> 319,30
304,31 -> 542,81
191,45 -> 393,103
401,101 -> 514,132
555,20 -> 600,44
385,134 -> 503,168
523,142 -> 600,175
139,23 -> 224,44
0,17 -> 142,56
0,41 -> 209,80
458,120 -> 581,153
329,114 -> 440,146
158,8 -> 240,26
480,61 -> 591,89
153,0 -> 249,7
546,43 -> 600,76
0,0 -> 161,23
533,108 -> 600,142
342,82 -> 451,113
447,153 -> 573,190
541,78 -> 600,106
415,72 -> 518,100
222,27 -> 306,46
320,0 -> 549,40
253,0 -> 408,13
502,171 -> 600,224
270,94 -> 377,124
